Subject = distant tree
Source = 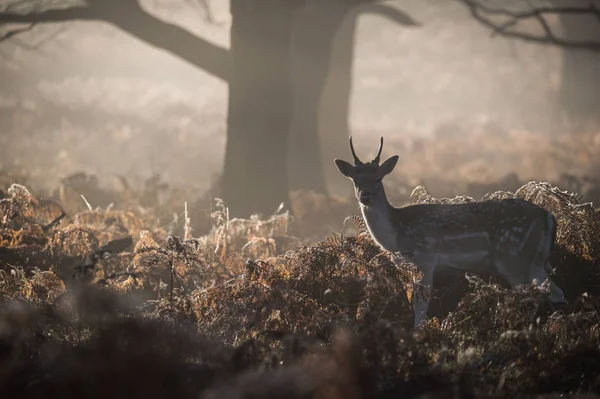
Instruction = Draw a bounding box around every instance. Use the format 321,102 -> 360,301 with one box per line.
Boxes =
5,1 -> 596,218
288,2 -> 419,196
0,0 -> 418,218
458,0 -> 600,130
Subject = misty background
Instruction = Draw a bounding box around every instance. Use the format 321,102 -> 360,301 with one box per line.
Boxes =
1,0 -> 599,220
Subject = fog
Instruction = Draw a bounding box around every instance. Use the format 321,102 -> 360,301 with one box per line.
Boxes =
2,4 -> 600,396
0,0 -> 598,205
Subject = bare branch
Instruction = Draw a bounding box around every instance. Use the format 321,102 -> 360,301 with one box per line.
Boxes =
0,2 -> 230,81
3,23 -> 66,49
458,0 -> 600,52
524,0 -> 555,42
0,6 -> 97,24
361,2 -> 422,26
458,0 -> 600,18
0,22 -> 35,42
26,23 -> 66,47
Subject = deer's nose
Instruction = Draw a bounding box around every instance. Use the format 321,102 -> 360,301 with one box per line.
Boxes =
359,192 -> 373,205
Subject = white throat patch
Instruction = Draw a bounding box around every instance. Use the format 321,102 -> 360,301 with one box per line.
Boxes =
360,204 -> 398,252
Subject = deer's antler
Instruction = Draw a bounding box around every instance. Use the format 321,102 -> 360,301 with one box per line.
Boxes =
349,136 -> 363,165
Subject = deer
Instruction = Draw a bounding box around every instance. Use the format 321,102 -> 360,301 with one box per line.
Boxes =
334,136 -> 566,328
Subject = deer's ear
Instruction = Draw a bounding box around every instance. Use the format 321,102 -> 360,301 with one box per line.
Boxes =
334,159 -> 356,178
378,155 -> 399,177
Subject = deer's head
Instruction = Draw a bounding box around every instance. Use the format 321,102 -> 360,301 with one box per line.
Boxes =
334,136 -> 399,207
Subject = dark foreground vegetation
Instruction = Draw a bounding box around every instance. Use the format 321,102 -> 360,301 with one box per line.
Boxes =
1,169 -> 600,399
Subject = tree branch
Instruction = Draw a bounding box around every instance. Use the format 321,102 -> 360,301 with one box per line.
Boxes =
0,6 -> 97,24
458,0 -> 600,52
107,8 -> 230,81
361,3 -> 422,26
0,22 -> 35,42
0,2 -> 230,81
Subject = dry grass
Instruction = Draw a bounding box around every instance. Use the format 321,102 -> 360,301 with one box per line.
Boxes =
1,158 -> 600,399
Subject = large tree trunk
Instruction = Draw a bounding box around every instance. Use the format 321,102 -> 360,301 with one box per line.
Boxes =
318,8 -> 357,198
288,4 -> 420,198
220,0 -> 299,218
288,4 -> 355,196
558,10 -> 600,130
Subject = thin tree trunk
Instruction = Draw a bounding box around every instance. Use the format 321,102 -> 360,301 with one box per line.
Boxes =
288,4 -> 354,195
558,10 -> 600,130
289,4 -> 419,198
318,8 -> 356,198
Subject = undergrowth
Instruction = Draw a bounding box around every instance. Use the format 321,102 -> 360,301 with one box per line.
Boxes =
1,175 -> 600,399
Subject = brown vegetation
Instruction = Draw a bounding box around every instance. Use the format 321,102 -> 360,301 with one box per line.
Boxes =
1,167 -> 600,399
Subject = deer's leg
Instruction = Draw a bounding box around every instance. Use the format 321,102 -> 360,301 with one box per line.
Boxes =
495,233 -> 566,304
530,261 -> 565,303
493,256 -> 527,289
412,267 -> 434,329
530,256 -> 566,303
528,222 -> 566,303
495,256 -> 565,303
548,280 -> 566,303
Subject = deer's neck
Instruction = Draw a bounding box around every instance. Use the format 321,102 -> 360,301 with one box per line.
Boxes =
359,192 -> 399,252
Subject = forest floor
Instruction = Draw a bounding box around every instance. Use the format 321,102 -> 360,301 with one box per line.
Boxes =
1,133 -> 600,399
